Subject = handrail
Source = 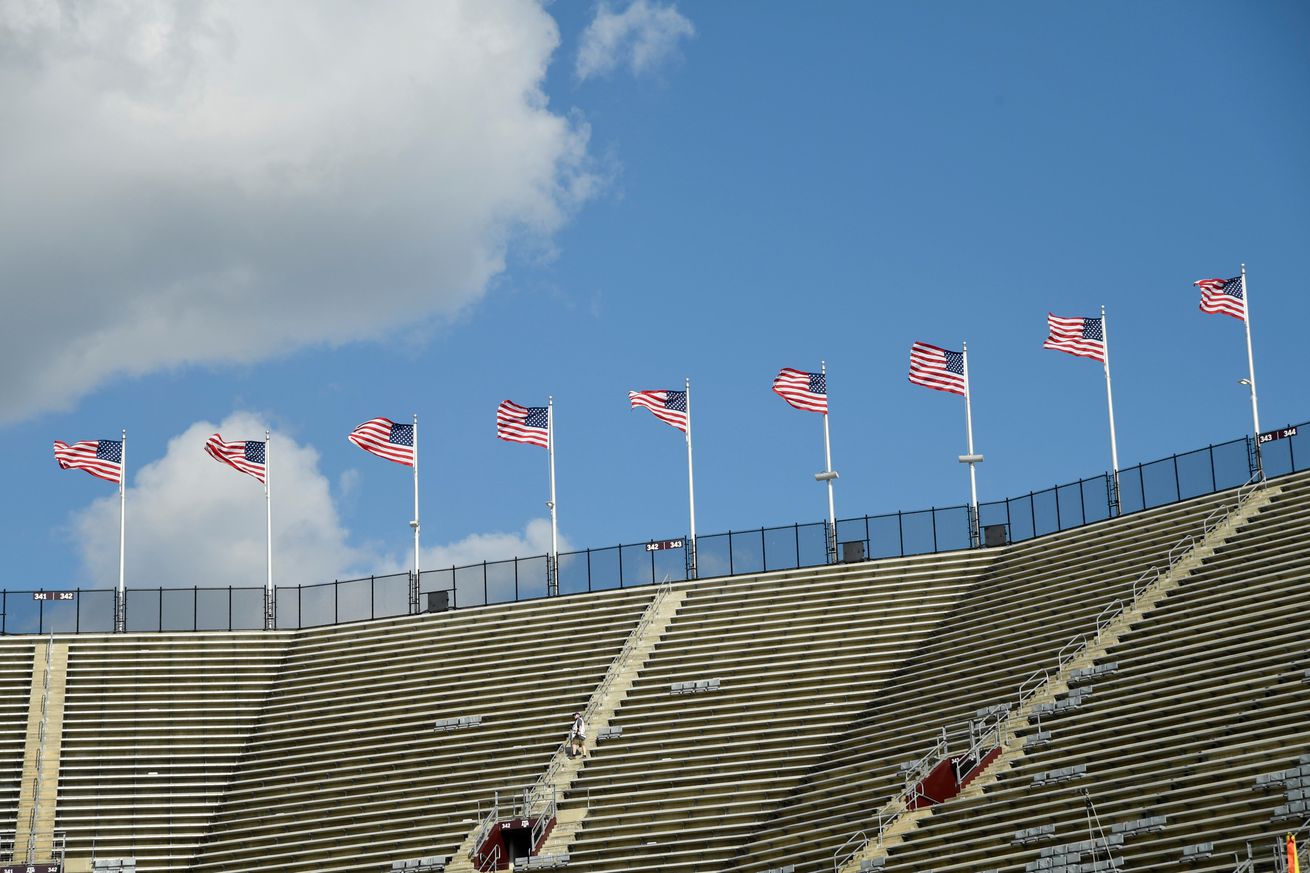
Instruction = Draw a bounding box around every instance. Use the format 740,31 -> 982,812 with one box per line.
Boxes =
832,469 -> 1270,869
517,580 -> 673,822
468,794 -> 499,860
475,842 -> 501,873
833,830 -> 869,872
27,633 -> 53,863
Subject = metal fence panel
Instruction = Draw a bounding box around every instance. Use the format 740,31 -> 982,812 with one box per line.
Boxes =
231,588 -> 265,630
729,530 -> 765,576
554,551 -> 588,596
932,506 -> 972,552
695,533 -> 731,579
587,546 -> 622,592
125,589 -> 161,633
797,523 -> 829,567
899,509 -> 938,556
373,573 -> 411,618
298,582 -> 337,629
1140,457 -> 1180,508
763,525 -> 801,570
516,555 -> 551,600
454,564 -> 487,608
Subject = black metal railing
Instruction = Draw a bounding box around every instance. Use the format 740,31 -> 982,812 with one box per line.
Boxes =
2,421 -> 1305,636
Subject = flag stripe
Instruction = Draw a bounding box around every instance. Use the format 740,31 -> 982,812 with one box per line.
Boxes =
628,390 -> 689,432
497,400 -> 550,448
908,342 -> 967,396
772,367 -> 828,413
1042,313 -> 1106,363
1195,275 -> 1245,321
348,417 -> 416,466
53,440 -> 123,484
205,434 -> 267,485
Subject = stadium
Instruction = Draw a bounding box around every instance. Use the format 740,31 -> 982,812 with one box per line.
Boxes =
5,3 -> 1308,873
3,425 -> 1308,873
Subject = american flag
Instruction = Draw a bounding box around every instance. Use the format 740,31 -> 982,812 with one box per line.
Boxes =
1042,314 -> 1106,363
1194,275 -> 1245,321
53,439 -> 123,484
628,390 -> 688,432
497,400 -> 550,448
348,417 -> 415,466
205,434 -> 267,485
773,368 -> 828,414
909,341 -> 967,396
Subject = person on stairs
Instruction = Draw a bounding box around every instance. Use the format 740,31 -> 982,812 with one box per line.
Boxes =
569,711 -> 587,758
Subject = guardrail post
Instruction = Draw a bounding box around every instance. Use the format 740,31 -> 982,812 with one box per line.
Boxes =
760,527 -> 767,571
370,575 -> 376,620
193,585 -> 198,632
483,562 -> 488,604
334,580 -> 339,625
728,531 -> 735,575
898,510 -> 904,556
930,507 -> 938,552
1173,453 -> 1182,501
157,586 -> 162,631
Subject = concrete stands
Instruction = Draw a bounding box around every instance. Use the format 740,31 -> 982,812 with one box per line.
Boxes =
55,633 -> 287,870
0,640 -> 34,857
189,586 -> 656,873
742,486 -> 1249,873
563,550 -> 996,872
4,467 -> 1307,873
866,471 -> 1310,871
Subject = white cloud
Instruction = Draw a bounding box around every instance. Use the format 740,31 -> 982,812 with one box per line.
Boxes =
419,518 -> 566,570
576,0 -> 694,81
72,412 -> 365,591
0,0 -> 596,423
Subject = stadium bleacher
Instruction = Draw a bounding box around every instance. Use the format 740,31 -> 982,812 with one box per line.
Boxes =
1,469 -> 1307,873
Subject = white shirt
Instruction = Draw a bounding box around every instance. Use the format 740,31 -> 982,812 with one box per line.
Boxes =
572,716 -> 586,739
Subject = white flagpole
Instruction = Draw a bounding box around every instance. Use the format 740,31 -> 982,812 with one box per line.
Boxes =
1241,264 -> 1262,473
821,360 -> 837,562
962,342 -> 980,547
685,378 -> 698,579
117,428 -> 127,633
1101,306 -> 1121,514
547,397 -> 559,596
265,429 -> 274,630
412,413 -> 421,581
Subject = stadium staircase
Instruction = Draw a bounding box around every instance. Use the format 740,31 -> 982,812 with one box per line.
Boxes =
188,586 -> 657,873
833,472 -> 1279,873
559,549 -> 996,872
446,581 -> 688,873
737,484 -> 1258,873
13,636 -> 68,866
852,469 -> 1310,872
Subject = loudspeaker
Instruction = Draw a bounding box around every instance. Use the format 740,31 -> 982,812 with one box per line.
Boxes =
426,590 -> 450,613
841,540 -> 866,563
983,524 -> 1008,548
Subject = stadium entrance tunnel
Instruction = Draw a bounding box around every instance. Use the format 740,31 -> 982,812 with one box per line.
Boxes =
474,815 -> 556,870
906,746 -> 1003,811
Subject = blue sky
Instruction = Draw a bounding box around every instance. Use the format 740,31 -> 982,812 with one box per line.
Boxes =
2,0 -> 1307,594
